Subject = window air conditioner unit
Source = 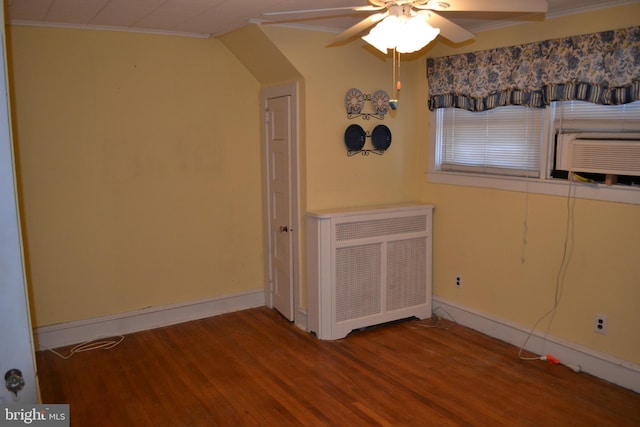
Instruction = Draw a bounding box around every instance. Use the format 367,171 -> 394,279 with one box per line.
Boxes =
556,132 -> 640,175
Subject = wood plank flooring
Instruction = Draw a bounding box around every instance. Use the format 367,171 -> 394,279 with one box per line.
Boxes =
36,307 -> 640,426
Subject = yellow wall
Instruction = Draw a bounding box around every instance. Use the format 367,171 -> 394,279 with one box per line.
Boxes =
9,27 -> 264,326
261,26 -> 424,212
414,4 -> 640,365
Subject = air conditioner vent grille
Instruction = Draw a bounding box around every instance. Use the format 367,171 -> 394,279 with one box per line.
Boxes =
571,141 -> 640,174
557,133 -> 640,175
336,215 -> 427,241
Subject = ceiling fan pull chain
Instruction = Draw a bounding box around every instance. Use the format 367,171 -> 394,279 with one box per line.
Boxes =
392,48 -> 401,96
396,51 -> 401,93
391,48 -> 396,95
389,48 -> 400,110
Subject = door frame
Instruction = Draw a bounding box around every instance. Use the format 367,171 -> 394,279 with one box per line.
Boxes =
260,82 -> 303,329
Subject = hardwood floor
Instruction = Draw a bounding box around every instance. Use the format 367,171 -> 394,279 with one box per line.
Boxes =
36,307 -> 640,426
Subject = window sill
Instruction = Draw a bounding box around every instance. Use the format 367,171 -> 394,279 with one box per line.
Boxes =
426,170 -> 640,205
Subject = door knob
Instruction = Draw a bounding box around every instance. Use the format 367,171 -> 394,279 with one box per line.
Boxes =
279,226 -> 289,233
5,369 -> 25,397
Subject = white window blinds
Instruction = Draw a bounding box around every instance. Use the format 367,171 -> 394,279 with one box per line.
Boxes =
436,106 -> 544,177
553,100 -> 640,132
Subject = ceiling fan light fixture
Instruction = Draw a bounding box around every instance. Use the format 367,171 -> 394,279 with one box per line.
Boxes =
399,15 -> 440,53
362,14 -> 440,54
362,15 -> 399,53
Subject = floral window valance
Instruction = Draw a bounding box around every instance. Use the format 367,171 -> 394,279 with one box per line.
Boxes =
427,26 -> 640,112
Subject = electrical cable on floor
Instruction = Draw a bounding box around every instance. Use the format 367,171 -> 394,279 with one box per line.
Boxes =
518,172 -> 579,372
413,306 -> 457,329
433,306 -> 457,324
45,336 -> 125,360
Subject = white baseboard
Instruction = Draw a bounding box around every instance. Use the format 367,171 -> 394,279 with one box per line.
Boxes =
433,296 -> 640,393
35,289 -> 266,351
295,308 -> 308,332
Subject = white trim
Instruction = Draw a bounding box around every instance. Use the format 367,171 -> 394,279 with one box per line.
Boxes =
34,290 -> 265,351
249,19 -> 344,34
433,296 -> 640,393
9,21 -> 212,39
426,170 -> 640,205
295,309 -> 308,332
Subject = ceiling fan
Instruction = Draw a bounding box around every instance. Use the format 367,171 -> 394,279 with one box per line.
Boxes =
264,0 -> 549,51
264,1 -> 547,110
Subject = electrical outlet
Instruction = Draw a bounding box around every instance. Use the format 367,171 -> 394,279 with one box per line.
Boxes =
594,314 -> 608,335
455,276 -> 462,288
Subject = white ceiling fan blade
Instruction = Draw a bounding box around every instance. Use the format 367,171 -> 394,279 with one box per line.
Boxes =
423,11 -> 475,44
327,11 -> 389,46
418,0 -> 548,13
263,5 -> 383,16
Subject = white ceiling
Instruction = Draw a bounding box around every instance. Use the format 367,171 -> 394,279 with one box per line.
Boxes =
6,0 -> 638,39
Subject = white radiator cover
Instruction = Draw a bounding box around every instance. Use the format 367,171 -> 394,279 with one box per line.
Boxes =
306,204 -> 433,340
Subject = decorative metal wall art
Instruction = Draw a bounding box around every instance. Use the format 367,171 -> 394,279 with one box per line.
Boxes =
344,88 -> 392,156
344,88 -> 390,120
344,124 -> 392,156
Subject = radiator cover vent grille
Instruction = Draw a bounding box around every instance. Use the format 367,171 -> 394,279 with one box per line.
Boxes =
387,238 -> 427,311
336,215 -> 427,241
336,244 -> 382,322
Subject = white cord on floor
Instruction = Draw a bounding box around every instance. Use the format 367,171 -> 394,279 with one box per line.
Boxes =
45,336 -> 125,359
413,306 -> 458,329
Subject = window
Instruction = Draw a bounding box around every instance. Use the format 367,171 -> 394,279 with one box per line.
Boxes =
436,106 -> 543,177
428,101 -> 640,205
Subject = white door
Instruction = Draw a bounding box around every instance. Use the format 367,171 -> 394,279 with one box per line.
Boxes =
266,95 -> 294,320
0,4 -> 39,404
